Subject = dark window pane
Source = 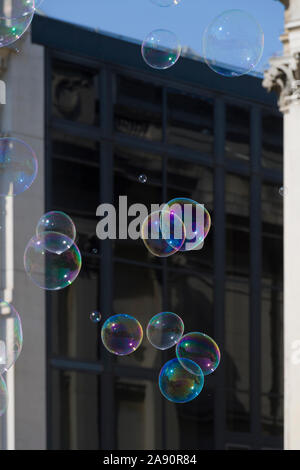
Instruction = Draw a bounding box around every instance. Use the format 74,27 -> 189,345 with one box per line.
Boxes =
226,105 -> 250,162
225,280 -> 250,432
116,378 -> 163,450
51,370 -> 101,449
51,255 -> 100,361
262,112 -> 283,171
113,262 -> 163,369
114,75 -> 162,141
52,60 -> 99,126
261,288 -> 283,436
167,91 -> 214,154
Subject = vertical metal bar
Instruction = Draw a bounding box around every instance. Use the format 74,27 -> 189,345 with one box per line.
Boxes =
250,106 -> 262,448
100,67 -> 115,450
213,97 -> 226,450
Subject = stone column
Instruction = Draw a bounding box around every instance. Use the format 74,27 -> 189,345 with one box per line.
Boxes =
263,0 -> 300,450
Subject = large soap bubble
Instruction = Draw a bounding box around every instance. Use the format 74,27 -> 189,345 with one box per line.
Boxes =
101,314 -> 143,356
36,211 -> 76,252
0,1 -> 35,48
159,358 -> 204,403
0,138 -> 38,196
0,300 -> 23,374
142,29 -> 181,70
176,332 -> 221,376
203,10 -> 264,77
24,232 -> 82,290
147,312 -> 184,350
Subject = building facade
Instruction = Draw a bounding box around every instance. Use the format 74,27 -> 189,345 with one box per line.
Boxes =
0,14 -> 283,450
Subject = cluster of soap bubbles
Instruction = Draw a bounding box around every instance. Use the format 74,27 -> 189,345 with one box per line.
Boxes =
0,0 -> 44,49
141,198 -> 211,258
100,310 -> 220,403
0,137 -> 38,197
24,211 -> 82,290
142,2 -> 264,77
0,300 -> 23,416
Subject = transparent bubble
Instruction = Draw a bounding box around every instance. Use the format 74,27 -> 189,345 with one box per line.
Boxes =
24,232 -> 82,290
142,29 -> 181,70
138,174 -> 147,184
0,375 -> 8,416
162,198 -> 211,252
176,332 -> 221,376
203,9 -> 264,77
0,300 -> 23,374
141,210 -> 186,257
90,311 -> 101,323
101,314 -> 143,356
150,0 -> 181,6
147,312 -> 184,350
159,358 -> 204,403
0,1 -> 35,48
279,186 -> 286,197
0,138 -> 38,196
36,211 -> 76,251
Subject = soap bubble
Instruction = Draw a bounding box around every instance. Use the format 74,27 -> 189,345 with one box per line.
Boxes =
36,211 -> 76,251
159,358 -> 204,403
150,0 -> 181,6
279,186 -> 285,197
147,312 -> 184,350
203,10 -> 264,77
141,210 -> 186,257
0,375 -> 8,416
0,1 -> 35,48
0,138 -> 38,196
138,174 -> 147,184
162,198 -> 211,252
90,311 -> 101,323
101,314 -> 143,356
176,332 -> 220,376
0,300 -> 23,374
24,232 -> 82,290
142,29 -> 181,70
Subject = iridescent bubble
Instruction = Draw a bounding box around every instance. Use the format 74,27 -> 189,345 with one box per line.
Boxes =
162,198 -> 211,252
0,300 -> 23,374
90,311 -> 101,323
36,211 -> 76,251
0,375 -> 8,416
176,332 -> 221,376
147,312 -> 184,350
0,1 -> 35,48
141,210 -> 186,257
203,10 -> 264,77
101,314 -> 143,356
150,0 -> 181,6
0,138 -> 38,196
159,358 -> 204,403
24,232 -> 82,290
138,174 -> 147,184
142,29 -> 181,70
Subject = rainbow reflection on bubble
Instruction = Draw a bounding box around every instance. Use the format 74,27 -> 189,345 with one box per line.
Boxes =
176,332 -> 220,376
141,210 -> 186,257
101,314 -> 143,356
0,300 -> 23,374
0,375 -> 8,417
141,29 -> 181,70
24,232 -> 82,290
147,312 -> 184,350
36,211 -> 76,251
90,311 -> 101,323
162,198 -> 211,252
0,1 -> 35,48
159,358 -> 204,403
0,138 -> 38,196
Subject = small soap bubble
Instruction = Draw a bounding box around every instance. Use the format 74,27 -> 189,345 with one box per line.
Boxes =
147,312 -> 184,350
138,174 -> 147,184
176,332 -> 221,376
142,29 -> 181,70
90,311 -> 101,323
150,0 -> 181,6
101,314 -> 143,356
36,211 -> 76,252
159,358 -> 204,403
279,186 -> 286,197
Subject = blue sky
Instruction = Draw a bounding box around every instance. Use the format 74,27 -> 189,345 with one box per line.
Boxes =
39,0 -> 284,74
